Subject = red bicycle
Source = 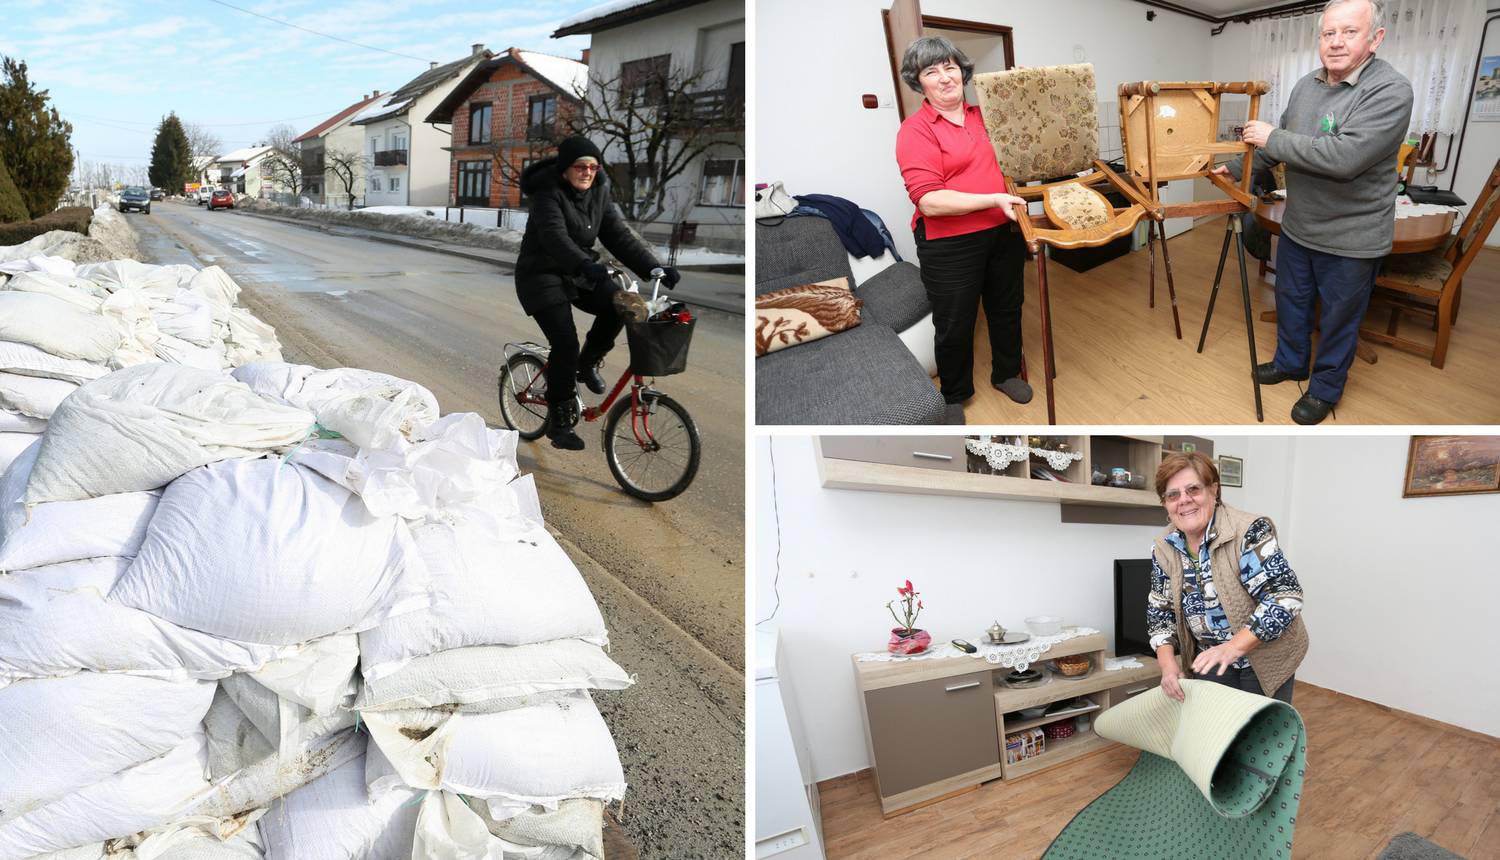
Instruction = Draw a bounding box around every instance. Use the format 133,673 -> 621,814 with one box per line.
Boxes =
497,267 -> 701,502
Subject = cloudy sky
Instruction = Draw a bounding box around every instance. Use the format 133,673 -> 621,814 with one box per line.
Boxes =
0,0 -> 600,167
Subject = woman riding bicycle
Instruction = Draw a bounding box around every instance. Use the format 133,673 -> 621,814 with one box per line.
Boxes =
515,135 -> 680,451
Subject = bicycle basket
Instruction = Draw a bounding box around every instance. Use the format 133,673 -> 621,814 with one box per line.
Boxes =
625,313 -> 695,376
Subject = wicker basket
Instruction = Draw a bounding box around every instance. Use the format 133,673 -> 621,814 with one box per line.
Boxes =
1054,654 -> 1091,676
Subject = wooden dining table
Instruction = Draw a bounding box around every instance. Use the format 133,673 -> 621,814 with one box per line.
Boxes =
1251,197 -> 1457,363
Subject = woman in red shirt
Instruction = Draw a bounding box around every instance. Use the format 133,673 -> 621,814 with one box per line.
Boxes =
895,36 -> 1030,407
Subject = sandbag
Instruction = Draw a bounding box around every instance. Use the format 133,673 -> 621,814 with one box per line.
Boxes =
0,254 -> 76,277
244,633 -> 359,715
0,370 -> 77,418
187,266 -> 240,324
192,726 -> 361,822
218,672 -> 356,754
155,331 -> 227,370
0,270 -> 108,309
232,362 -> 439,453
74,260 -> 180,300
0,439 -> 160,571
0,291 -> 123,363
25,363 -> 315,504
0,340 -> 110,385
155,288 -> 215,347
0,409 -> 45,433
462,797 -> 604,860
363,691 -> 626,821
223,307 -> 282,366
111,456 -> 431,645
358,514 -> 606,682
0,673 -> 214,820
353,640 -> 632,713
0,557 -> 293,688
0,431 -> 38,475
260,748 -> 420,860
412,792 -> 603,860
0,734 -> 213,859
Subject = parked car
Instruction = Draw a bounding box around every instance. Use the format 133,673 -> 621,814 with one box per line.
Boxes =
207,189 -> 235,211
118,186 -> 151,214
195,188 -> 218,205
149,187 -> 164,200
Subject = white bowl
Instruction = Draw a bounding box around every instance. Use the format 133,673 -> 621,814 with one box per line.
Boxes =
1026,615 -> 1063,636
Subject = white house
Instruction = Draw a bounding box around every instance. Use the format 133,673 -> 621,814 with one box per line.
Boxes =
293,90 -> 386,207
211,146 -> 275,198
352,45 -> 493,206
552,0 -> 745,249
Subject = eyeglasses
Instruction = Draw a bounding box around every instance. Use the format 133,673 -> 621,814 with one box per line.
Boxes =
1163,483 -> 1207,504
570,162 -> 602,174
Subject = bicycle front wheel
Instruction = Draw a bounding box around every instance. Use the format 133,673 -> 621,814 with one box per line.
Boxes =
603,392 -> 701,502
498,353 -> 549,440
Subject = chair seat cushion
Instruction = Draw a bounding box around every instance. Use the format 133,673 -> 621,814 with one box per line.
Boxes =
756,324 -> 945,425
1377,252 -> 1451,292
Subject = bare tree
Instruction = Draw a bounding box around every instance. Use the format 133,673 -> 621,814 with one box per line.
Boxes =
183,123 -> 222,162
324,147 -> 366,210
569,64 -> 744,223
260,122 -> 306,196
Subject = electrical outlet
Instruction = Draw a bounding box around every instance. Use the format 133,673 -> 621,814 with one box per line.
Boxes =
755,828 -> 809,858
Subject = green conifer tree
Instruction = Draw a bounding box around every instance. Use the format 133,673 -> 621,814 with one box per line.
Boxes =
0,56 -> 74,218
0,154 -> 31,224
148,113 -> 194,193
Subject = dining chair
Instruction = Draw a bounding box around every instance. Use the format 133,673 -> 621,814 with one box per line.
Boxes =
1362,157 -> 1500,369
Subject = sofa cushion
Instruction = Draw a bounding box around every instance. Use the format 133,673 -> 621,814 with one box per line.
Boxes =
855,262 -> 930,332
756,324 -> 946,425
755,278 -> 863,357
754,217 -> 855,296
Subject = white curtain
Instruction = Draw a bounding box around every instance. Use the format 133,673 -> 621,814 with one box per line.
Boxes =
1248,0 -> 1485,135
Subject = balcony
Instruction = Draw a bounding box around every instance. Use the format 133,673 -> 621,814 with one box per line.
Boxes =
668,89 -> 744,128
373,149 -> 408,167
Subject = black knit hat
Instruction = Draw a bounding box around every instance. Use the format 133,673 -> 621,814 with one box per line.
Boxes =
556,136 -> 603,167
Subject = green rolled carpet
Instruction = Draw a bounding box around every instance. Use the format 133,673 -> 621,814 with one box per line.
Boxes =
1043,679 -> 1307,860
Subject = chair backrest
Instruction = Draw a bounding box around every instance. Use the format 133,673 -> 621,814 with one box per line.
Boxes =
1449,157 -> 1500,267
973,64 -> 1099,184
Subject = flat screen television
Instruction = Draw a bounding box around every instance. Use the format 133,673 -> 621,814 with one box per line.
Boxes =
1113,558 -> 1155,658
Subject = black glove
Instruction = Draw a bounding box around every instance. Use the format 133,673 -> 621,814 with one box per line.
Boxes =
579,261 -> 611,288
661,266 -> 682,289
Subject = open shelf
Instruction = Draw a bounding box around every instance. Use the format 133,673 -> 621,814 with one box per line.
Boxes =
1004,729 -> 1113,779
1001,700 -> 1101,735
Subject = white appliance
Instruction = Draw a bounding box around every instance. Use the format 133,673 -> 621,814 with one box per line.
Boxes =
755,627 -> 825,860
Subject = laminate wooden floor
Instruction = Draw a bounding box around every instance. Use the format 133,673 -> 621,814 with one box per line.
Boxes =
815,683 -> 1500,859
954,223 -> 1500,424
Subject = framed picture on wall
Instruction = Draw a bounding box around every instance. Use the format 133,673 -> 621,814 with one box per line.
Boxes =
1403,436 -> 1500,498
1218,455 -> 1242,488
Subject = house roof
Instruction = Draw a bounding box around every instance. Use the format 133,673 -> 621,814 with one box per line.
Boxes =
552,0 -> 710,37
353,49 -> 492,125
424,48 -> 588,124
216,145 -> 273,165
294,92 -> 388,143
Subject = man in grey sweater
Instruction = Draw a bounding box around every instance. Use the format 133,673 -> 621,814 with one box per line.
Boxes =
1216,0 -> 1413,424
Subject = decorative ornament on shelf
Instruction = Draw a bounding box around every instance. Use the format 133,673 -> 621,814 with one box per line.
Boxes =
1032,446 -> 1083,472
886,579 -> 930,655
966,438 -> 1030,471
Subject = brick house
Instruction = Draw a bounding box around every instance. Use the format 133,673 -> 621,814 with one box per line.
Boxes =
424,48 -> 589,209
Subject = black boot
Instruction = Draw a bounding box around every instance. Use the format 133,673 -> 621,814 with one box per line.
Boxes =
546,401 -> 585,450
577,354 -> 606,395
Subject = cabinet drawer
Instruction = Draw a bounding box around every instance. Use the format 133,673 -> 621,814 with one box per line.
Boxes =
820,436 -> 968,472
1105,679 -> 1158,708
864,670 -> 998,797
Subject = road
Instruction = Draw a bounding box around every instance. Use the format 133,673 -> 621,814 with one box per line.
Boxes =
132,201 -> 746,858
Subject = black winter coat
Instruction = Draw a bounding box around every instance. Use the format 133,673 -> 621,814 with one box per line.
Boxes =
514,156 -> 660,316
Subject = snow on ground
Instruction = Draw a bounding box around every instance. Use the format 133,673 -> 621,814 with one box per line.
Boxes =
358,206 -> 445,217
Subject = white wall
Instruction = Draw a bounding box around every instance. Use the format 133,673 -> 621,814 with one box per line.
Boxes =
1282,436 -> 1500,739
755,434 -> 1497,783
363,117 -> 410,206
756,0 -> 1218,261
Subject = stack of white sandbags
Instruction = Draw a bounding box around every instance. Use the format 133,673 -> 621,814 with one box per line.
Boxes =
0,358 -> 632,859
0,251 -> 284,478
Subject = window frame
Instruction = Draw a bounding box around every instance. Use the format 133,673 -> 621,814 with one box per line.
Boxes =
698,158 -> 744,207
469,102 -> 492,145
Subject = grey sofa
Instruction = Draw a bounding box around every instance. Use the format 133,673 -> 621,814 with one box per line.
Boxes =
755,217 -> 948,424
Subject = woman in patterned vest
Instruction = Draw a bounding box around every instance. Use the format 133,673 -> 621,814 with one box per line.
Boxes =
1147,451 -> 1309,703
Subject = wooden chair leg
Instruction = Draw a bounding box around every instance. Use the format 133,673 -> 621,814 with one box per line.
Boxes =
1156,222 -> 1183,340
1147,220 -> 1157,309
1433,287 -> 1456,369
1450,279 -> 1462,325
1036,248 -> 1057,425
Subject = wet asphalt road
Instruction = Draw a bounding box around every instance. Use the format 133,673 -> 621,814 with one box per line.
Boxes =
131,201 -> 746,859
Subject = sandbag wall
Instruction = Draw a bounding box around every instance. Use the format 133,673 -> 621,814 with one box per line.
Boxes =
0,255 -> 630,860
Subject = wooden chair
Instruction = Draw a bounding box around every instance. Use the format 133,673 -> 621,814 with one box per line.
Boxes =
1117,79 -> 1272,420
1362,158 -> 1500,368
972,63 -> 1157,424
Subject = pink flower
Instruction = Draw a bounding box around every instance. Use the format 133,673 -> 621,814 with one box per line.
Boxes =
897,581 -> 912,596
918,601 -> 924,609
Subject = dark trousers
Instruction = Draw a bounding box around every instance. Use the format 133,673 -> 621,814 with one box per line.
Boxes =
1193,665 -> 1295,704
1272,236 -> 1380,403
913,222 -> 1026,403
531,283 -> 624,406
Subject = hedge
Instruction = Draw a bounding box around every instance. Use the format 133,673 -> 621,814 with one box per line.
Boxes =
0,205 -> 93,246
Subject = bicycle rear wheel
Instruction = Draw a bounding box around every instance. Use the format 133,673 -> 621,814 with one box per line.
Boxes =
603,391 -> 700,502
498,353 -> 549,440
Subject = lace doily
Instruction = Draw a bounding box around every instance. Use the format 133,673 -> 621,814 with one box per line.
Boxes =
1394,195 -> 1459,220
966,439 -> 1029,470
854,626 -> 1101,673
965,439 -> 1084,473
